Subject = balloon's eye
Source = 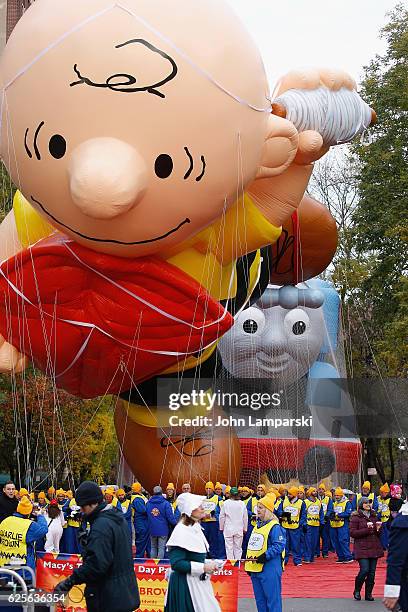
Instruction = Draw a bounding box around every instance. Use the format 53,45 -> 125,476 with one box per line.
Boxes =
243,319 -> 258,334
292,321 -> 306,335
155,154 -> 173,179
48,134 -> 66,159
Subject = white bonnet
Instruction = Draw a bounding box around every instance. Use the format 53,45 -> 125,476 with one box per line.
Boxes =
176,493 -> 205,517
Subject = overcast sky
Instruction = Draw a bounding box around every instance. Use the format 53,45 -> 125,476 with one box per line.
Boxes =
228,0 -> 396,89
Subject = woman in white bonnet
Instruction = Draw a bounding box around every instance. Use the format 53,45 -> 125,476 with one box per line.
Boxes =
164,493 -> 221,612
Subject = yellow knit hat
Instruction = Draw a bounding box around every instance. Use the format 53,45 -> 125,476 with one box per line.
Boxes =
116,488 -> 125,496
38,492 -> 46,500
132,483 -> 142,493
215,482 -> 222,490
380,483 -> 390,494
166,483 -> 175,491
307,487 -> 317,497
298,485 -> 305,492
48,487 -> 55,495
56,489 -> 65,496
258,493 -> 277,513
288,486 -> 299,497
225,485 -> 231,494
241,486 -> 250,493
362,481 -> 371,490
17,497 -> 33,515
318,482 -> 326,491
205,482 -> 214,490
19,488 -> 29,497
335,487 -> 344,496
29,492 -> 35,501
105,488 -> 115,497
66,490 -> 73,499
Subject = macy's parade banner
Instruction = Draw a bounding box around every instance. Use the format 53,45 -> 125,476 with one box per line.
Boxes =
36,553 -> 239,611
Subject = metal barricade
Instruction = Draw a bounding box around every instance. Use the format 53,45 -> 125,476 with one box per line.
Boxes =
0,566 -> 33,612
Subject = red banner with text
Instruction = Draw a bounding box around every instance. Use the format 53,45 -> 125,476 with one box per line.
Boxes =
36,553 -> 239,612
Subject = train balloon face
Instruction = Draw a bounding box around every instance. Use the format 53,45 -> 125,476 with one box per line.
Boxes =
218,285 -> 326,385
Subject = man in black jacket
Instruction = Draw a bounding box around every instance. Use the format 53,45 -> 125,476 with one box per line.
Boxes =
0,481 -> 18,522
383,499 -> 408,612
54,481 -> 140,612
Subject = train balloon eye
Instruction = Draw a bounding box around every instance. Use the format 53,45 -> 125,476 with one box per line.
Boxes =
48,134 -> 66,159
292,321 -> 306,335
243,319 -> 258,334
155,154 -> 173,178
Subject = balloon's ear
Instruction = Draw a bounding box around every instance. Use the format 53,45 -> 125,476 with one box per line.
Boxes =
256,115 -> 299,180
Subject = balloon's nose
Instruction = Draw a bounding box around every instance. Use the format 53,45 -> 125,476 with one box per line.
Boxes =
68,138 -> 147,219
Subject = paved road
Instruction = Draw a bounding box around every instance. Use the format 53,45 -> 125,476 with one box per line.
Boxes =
239,598 -> 384,611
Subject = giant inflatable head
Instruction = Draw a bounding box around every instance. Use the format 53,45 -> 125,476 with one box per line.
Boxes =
218,283 -> 327,384
0,0 -> 299,257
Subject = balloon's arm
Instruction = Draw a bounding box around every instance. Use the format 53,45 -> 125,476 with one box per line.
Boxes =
0,333 -> 28,374
247,67 -> 374,228
0,209 -> 23,262
0,210 -> 29,373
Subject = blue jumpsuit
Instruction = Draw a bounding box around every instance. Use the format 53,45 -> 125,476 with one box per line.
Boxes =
276,498 -> 306,566
249,521 -> 286,612
304,501 -> 325,563
242,498 -> 255,558
217,498 -> 227,559
316,496 -> 333,557
119,498 -> 132,541
132,495 -> 150,558
202,502 -> 220,559
58,499 -> 70,553
331,498 -> 353,562
65,502 -> 81,554
377,497 -> 391,550
385,508 -> 408,612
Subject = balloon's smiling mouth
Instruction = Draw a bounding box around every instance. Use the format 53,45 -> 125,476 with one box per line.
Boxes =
30,196 -> 190,245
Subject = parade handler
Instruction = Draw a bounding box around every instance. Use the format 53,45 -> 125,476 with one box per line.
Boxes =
54,481 -> 140,612
383,499 -> 408,612
246,493 -> 286,612
0,496 -> 48,573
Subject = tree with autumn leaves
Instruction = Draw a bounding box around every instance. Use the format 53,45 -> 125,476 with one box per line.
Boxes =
0,369 -> 118,487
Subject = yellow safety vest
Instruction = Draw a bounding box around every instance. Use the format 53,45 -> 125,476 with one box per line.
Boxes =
250,498 -> 260,526
305,499 -> 322,527
331,499 -> 348,528
68,498 -> 81,528
318,495 -> 331,515
119,499 -> 131,512
282,498 -> 303,530
202,495 -> 219,522
377,497 -> 390,522
0,515 -> 30,566
131,493 -> 147,518
168,499 -> 177,511
245,518 -> 285,572
131,493 -> 147,503
357,492 -> 375,506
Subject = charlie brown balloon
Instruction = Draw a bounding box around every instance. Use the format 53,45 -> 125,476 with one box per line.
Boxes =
0,0 -> 372,397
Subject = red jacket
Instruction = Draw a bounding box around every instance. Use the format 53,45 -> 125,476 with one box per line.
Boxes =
350,509 -> 384,560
